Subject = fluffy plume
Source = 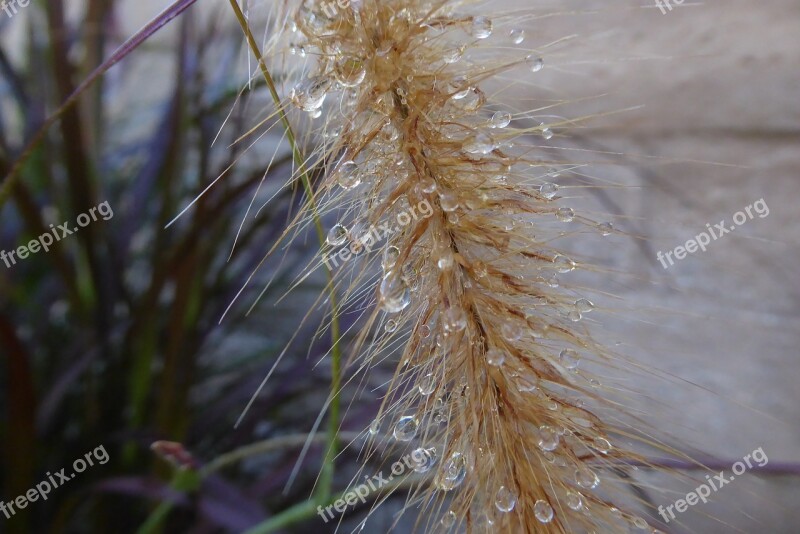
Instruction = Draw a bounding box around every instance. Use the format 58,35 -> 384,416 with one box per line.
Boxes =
258,0 -> 674,531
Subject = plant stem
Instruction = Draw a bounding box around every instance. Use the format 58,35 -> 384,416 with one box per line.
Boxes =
227,0 -> 342,508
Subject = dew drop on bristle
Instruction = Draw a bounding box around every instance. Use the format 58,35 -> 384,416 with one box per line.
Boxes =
393,415 -> 418,441
490,111 -> 512,128
385,319 -> 398,333
437,452 -> 467,490
335,160 -> 361,189
289,76 -> 330,112
559,349 -> 580,369
495,486 -> 517,512
441,511 -> 457,528
575,467 -> 600,489
537,425 -> 560,451
575,298 -> 594,313
380,273 -> 411,313
527,55 -> 544,72
485,348 -> 505,367
326,224 -> 348,246
540,182 -> 559,199
566,491 -> 583,511
418,373 -> 436,396
598,221 -> 614,235
510,29 -> 525,45
412,447 -> 438,473
382,246 -> 400,270
464,133 -> 496,154
553,255 -> 576,273
542,127 -> 554,140
471,16 -> 493,39
442,307 -> 467,333
334,56 -> 366,87
534,500 -> 554,523
556,207 -> 575,222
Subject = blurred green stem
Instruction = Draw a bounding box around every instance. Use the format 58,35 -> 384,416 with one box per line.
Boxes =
228,0 -> 342,513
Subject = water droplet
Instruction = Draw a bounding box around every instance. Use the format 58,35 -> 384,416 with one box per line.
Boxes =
421,178 -> 437,193
449,75 -> 471,99
385,319 -> 398,333
418,373 -> 436,396
471,16 -> 493,39
541,127 -> 554,140
368,419 -> 380,435
597,221 -> 613,236
382,246 -> 400,270
575,298 -> 594,313
474,514 -> 494,530
380,273 -> 411,313
556,207 -> 574,222
442,307 -> 467,334
559,349 -> 580,369
334,160 -> 361,189
441,510 -> 457,528
575,467 -> 600,489
553,255 -> 576,273
567,310 -> 582,322
419,324 -> 431,338
310,108 -> 322,119
437,452 -> 467,490
540,182 -> 559,199
495,486 -> 517,512
411,447 -> 438,473
436,249 -> 454,270
326,224 -> 348,246
334,56 -> 366,87
289,76 -> 331,112
547,274 -> 559,287
593,437 -> 612,454
439,191 -> 459,212
490,111 -> 512,128
537,425 -> 559,451
509,29 -> 525,45
527,55 -> 544,72
465,132 -> 496,154
393,415 -> 419,441
485,348 -> 506,367
566,491 -> 583,510
443,46 -> 465,64
633,517 -> 649,529
534,500 -> 554,523
501,322 -> 523,342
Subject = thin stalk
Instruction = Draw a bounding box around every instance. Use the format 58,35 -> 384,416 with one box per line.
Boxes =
227,0 -> 342,505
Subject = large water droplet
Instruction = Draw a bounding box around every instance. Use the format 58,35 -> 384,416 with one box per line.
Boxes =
490,111 -> 512,129
380,273 -> 411,313
565,491 -> 583,510
540,182 -> 559,199
393,415 -> 419,441
334,160 -> 360,189
334,56 -> 366,87
471,16 -> 493,39
439,191 -> 459,212
553,255 -> 575,273
559,349 -> 580,370
289,76 -> 331,112
437,452 -> 467,490
442,307 -> 467,334
485,348 -> 505,367
326,224 -> 348,246
418,373 -> 436,396
534,500 -> 554,523
593,437 -> 612,454
382,246 -> 400,270
575,467 -> 600,489
509,29 -> 525,45
527,55 -> 544,72
575,298 -> 594,313
556,207 -> 574,222
441,510 -> 457,528
411,447 -> 438,473
501,322 -> 523,342
537,425 -> 560,451
464,132 -> 496,154
495,486 -> 517,512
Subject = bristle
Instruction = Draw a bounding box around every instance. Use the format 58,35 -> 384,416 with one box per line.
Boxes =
271,1 -> 669,532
